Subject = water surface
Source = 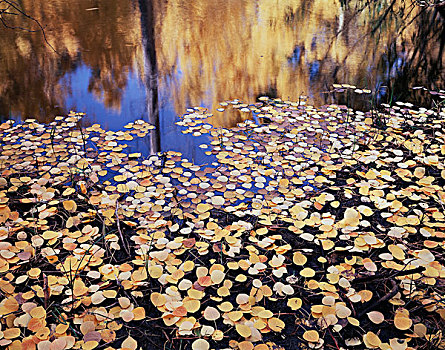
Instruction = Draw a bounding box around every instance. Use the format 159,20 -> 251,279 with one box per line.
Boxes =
0,0 -> 444,161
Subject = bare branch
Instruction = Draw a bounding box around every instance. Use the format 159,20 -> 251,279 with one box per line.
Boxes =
0,0 -> 59,54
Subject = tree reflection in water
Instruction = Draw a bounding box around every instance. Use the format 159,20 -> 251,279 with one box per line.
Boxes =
0,0 -> 443,136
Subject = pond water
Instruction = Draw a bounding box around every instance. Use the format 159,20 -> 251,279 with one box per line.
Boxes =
0,0 -> 444,162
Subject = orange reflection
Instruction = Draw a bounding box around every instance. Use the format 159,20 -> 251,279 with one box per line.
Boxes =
153,0 -> 444,127
0,0 -> 143,121
0,0 -> 443,130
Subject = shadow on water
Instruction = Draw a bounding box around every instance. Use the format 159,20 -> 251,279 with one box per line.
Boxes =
138,0 -> 160,154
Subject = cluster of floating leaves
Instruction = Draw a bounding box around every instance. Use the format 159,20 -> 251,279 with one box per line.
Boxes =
0,93 -> 445,350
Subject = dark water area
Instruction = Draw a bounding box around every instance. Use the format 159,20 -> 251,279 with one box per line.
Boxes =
0,0 -> 444,162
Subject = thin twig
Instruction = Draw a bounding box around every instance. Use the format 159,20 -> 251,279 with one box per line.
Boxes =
357,279 -> 398,318
115,201 -> 131,255
0,0 -> 59,54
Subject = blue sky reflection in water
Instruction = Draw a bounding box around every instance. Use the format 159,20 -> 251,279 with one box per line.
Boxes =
62,66 -> 146,130
0,0 -> 444,162
59,62 -> 212,163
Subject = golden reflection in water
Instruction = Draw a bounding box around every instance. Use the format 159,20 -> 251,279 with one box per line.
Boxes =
0,0 -> 443,129
153,0 -> 444,128
0,0 -> 144,121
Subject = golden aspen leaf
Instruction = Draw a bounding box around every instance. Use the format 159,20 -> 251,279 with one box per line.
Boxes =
83,341 -> 99,350
50,338 -> 67,350
211,270 -> 225,284
184,299 -> 200,313
211,196 -> 225,206
133,307 -> 145,320
394,315 -> 412,330
101,329 -> 116,343
62,187 -> 76,196
63,200 -> 77,212
91,292 -> 105,305
183,261 -> 195,272
258,310 -> 274,319
307,280 -> 319,289
169,305 -> 186,317
56,323 -> 69,334
365,169 -> 377,180
300,267 -> 315,278
293,252 -> 307,266
236,324 -> 252,338
414,323 -> 427,337
148,266 -> 163,279
347,317 -> 360,326
256,227 -> 268,235
192,339 -> 209,350
254,345 -> 269,350
253,318 -> 267,330
35,326 -> 50,340
198,275 -> 212,286
118,297 -> 131,309
42,230 -> 59,240
260,285 -> 273,297
268,317 -> 285,332
121,309 -> 134,322
303,330 -> 319,342
236,294 -> 250,305
238,341 -> 254,350
331,201 -> 340,208
287,298 -> 302,310
4,297 -> 19,312
358,290 -> 373,302
196,267 -> 208,277
321,239 -> 335,250
203,306 -> 220,321
228,311 -> 243,322
121,336 -> 138,350
73,279 -> 88,296
80,321 -> 95,335
363,331 -> 381,348
102,290 -> 117,298
30,306 -> 46,318
196,203 -> 211,213
388,245 -> 405,260
188,289 -> 204,300
357,205 -> 373,216
235,274 -> 247,282
363,258 -> 377,272
27,317 -> 45,332
417,249 -> 434,263
217,301 -> 233,312
209,264 -> 224,273
3,328 -> 21,339
336,304 -> 352,318
28,268 -> 41,278
367,311 -> 384,324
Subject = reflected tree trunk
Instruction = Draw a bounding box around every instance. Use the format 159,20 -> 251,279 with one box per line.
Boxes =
139,0 -> 160,154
